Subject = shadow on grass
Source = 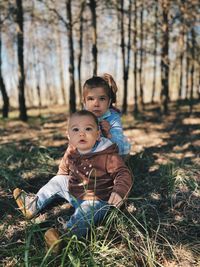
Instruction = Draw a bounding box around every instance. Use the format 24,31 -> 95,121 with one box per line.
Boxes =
0,103 -> 199,265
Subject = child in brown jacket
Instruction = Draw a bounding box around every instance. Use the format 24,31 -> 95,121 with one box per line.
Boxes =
13,110 -> 132,253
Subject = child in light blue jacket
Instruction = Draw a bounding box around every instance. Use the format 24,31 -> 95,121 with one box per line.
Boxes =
83,73 -> 131,156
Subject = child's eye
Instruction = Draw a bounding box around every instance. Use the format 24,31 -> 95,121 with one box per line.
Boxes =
72,128 -> 79,132
87,97 -> 94,101
99,97 -> 106,101
85,127 -> 93,131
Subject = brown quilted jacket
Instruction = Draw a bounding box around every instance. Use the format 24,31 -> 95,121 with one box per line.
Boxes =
57,143 -> 133,201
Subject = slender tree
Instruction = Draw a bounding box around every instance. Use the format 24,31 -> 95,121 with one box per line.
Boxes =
138,0 -> 144,108
16,0 -> 27,121
178,1 -> 185,100
185,32 -> 190,99
189,27 -> 195,114
133,0 -> 138,114
152,0 -> 158,103
160,0 -> 169,114
66,0 -> 76,113
89,0 -> 97,75
78,0 -> 86,107
0,10 -> 9,118
41,0 -> 76,111
120,0 -> 132,114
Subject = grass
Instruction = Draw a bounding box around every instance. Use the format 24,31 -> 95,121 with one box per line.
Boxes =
0,103 -> 200,266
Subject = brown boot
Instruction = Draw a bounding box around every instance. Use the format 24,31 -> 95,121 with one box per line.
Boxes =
13,188 -> 38,219
44,228 -> 62,254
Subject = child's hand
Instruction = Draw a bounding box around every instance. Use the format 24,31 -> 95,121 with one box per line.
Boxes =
100,120 -> 112,138
108,192 -> 123,207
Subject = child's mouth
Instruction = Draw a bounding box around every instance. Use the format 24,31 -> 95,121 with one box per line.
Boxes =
79,140 -> 86,144
93,110 -> 101,114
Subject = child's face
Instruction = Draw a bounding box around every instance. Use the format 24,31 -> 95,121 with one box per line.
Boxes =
68,115 -> 100,154
84,87 -> 110,117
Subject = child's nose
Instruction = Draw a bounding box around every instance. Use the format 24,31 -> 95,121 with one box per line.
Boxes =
94,99 -> 100,106
79,130 -> 85,136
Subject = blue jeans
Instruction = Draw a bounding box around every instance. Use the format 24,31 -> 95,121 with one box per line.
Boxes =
36,175 -> 110,237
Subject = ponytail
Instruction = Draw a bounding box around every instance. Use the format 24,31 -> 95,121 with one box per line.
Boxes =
102,73 -> 121,112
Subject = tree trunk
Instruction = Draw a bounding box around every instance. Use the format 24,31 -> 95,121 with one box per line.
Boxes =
120,0 -> 132,114
185,33 -> 190,100
78,0 -> 85,108
160,0 -> 169,114
120,0 -> 126,113
16,0 -> 27,121
0,75 -> 9,118
66,0 -> 76,113
189,27 -> 195,114
152,0 -> 158,103
178,1 -> 186,100
133,0 -> 138,114
139,0 -> 144,109
89,0 -> 97,75
0,13 -> 9,118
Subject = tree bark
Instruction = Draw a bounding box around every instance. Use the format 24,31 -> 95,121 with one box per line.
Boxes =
16,0 -> 27,121
189,27 -> 195,114
133,0 -> 138,114
139,0 -> 144,109
160,0 -> 169,114
152,0 -> 158,103
120,0 -> 126,113
66,0 -> 76,113
185,33 -> 190,100
178,1 -> 186,100
121,0 -> 132,114
78,0 -> 85,108
89,0 -> 97,75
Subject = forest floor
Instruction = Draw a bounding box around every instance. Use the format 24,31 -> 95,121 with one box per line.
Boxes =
0,101 -> 199,266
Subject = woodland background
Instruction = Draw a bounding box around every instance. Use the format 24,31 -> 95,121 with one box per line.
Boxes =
0,0 -> 199,119
0,0 -> 200,266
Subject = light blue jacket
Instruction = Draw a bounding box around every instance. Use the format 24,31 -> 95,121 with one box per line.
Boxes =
98,109 -> 131,155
